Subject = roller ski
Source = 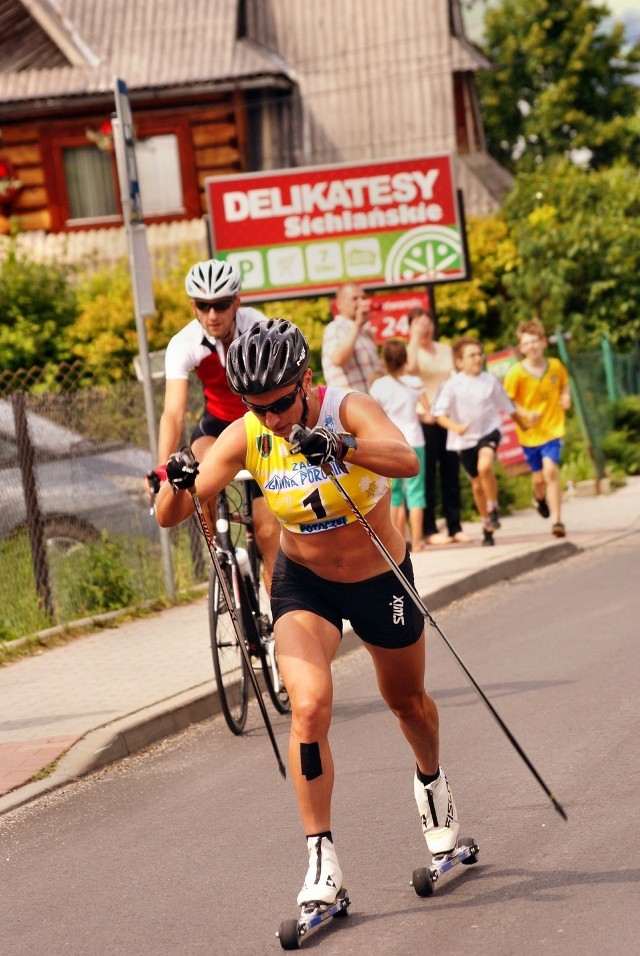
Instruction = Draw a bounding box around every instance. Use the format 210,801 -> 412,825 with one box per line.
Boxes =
411,767 -> 479,897
277,836 -> 350,950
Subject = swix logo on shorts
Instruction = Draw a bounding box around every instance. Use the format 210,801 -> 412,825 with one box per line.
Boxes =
390,594 -> 405,625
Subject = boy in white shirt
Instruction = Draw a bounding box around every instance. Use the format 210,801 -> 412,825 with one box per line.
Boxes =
431,338 -> 535,546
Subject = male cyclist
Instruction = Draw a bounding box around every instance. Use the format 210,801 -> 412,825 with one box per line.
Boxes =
147,258 -> 280,588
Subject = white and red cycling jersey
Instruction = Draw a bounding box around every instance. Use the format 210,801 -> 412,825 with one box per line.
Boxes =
164,308 -> 265,421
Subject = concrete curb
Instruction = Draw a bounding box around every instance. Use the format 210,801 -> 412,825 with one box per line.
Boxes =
0,539 -> 581,816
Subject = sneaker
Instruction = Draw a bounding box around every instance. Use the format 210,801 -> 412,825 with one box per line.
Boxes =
297,836 -> 343,907
414,768 -> 460,857
552,522 -> 566,537
482,528 -> 495,547
535,497 -> 550,519
486,508 -> 501,531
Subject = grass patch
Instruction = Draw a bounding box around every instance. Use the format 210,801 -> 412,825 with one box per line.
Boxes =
0,523 -> 207,646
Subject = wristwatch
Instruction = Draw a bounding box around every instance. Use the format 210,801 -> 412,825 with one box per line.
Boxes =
338,433 -> 358,461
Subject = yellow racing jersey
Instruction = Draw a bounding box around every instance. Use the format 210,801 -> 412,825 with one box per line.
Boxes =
503,357 -> 569,446
244,386 -> 391,534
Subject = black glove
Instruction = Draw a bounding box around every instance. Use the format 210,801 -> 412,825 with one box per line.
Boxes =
166,448 -> 199,491
289,424 -> 341,465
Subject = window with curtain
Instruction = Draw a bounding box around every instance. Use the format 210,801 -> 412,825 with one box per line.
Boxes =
62,134 -> 183,222
63,146 -> 118,220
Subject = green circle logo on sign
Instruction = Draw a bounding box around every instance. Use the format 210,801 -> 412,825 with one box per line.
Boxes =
385,226 -> 462,283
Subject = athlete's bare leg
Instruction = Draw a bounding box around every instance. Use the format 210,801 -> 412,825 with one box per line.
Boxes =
365,633 -> 440,776
274,611 -> 341,834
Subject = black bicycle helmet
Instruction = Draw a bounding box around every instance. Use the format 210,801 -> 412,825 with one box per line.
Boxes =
226,319 -> 310,395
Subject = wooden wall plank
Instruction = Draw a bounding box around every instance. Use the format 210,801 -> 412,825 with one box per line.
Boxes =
3,144 -> 42,166
194,145 -> 241,168
191,123 -> 237,148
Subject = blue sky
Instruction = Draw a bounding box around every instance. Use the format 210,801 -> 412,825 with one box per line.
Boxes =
464,1 -> 640,45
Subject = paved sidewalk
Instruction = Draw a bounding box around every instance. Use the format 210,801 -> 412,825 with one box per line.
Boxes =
1,477 -> 638,815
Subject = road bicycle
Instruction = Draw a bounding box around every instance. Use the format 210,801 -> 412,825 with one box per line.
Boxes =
208,471 -> 290,734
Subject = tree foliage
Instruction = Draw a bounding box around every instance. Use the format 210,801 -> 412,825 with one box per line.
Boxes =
477,0 -> 640,171
0,243 -> 78,371
500,158 -> 640,348
434,214 -> 518,349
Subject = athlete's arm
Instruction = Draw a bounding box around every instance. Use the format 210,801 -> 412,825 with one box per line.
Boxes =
155,419 -> 248,528
157,378 -> 190,466
337,392 -> 419,478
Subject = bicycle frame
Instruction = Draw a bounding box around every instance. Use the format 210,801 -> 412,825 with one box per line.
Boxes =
208,475 -> 290,725
221,477 -> 288,701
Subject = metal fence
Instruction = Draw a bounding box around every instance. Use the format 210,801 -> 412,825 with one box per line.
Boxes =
0,363 -> 207,641
554,334 -> 640,479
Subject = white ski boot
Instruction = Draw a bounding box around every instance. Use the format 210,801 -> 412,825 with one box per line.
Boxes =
297,836 -> 343,907
414,767 -> 460,860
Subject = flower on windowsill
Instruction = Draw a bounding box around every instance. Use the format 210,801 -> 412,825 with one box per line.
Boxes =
86,120 -> 114,152
0,157 -> 22,205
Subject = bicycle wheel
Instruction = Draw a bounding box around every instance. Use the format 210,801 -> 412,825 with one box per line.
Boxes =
209,562 -> 249,735
259,624 -> 291,715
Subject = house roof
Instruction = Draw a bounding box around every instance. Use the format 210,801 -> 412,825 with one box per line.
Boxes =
0,0 -> 293,106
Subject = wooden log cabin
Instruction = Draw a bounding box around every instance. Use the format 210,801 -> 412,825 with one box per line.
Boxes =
0,0 -> 511,262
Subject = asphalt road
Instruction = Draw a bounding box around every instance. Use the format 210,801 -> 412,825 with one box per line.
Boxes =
1,533 -> 639,956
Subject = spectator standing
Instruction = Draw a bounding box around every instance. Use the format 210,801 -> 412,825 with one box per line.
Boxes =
370,340 -> 428,552
406,308 -> 468,544
432,337 -> 535,546
321,282 -> 381,392
503,318 -> 571,537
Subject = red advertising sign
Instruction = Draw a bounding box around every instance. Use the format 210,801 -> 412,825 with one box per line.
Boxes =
331,291 -> 430,345
485,348 -> 528,471
205,155 -> 467,301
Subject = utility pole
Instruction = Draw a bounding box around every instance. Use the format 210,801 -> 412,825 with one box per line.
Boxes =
112,77 -> 175,598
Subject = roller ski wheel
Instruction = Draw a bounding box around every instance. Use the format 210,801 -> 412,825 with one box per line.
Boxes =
277,888 -> 350,950
412,836 -> 479,898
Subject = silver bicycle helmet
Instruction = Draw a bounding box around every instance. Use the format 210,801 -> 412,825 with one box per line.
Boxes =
226,319 -> 310,395
184,259 -> 241,299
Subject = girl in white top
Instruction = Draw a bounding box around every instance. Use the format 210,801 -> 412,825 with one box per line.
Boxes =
370,339 -> 428,552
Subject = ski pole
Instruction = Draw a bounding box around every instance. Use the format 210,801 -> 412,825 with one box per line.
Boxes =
189,488 -> 287,780
323,466 -> 568,821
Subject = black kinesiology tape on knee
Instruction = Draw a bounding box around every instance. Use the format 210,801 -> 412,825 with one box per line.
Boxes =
300,742 -> 322,780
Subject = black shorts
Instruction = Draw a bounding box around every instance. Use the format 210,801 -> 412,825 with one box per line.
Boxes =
458,428 -> 502,479
190,408 -> 233,442
190,409 -> 263,499
270,549 -> 424,649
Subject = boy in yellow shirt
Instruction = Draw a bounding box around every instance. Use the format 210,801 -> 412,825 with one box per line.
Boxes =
503,318 -> 571,537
